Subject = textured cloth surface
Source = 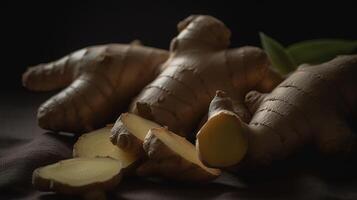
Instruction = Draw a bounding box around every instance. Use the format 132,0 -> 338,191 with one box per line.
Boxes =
0,90 -> 357,200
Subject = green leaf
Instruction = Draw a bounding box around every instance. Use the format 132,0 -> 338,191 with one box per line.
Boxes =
287,39 -> 357,65
259,32 -> 296,75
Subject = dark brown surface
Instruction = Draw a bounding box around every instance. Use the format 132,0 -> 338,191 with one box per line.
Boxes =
1,90 -> 357,200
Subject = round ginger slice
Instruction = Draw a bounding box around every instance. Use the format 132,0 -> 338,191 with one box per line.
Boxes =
32,157 -> 122,198
73,126 -> 138,169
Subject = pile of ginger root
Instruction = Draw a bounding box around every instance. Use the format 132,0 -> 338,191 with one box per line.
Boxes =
23,15 -> 357,199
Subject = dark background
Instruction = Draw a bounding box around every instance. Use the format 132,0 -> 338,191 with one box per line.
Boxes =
1,1 -> 356,91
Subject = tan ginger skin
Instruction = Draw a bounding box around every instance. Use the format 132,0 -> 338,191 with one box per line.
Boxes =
23,43 -> 169,133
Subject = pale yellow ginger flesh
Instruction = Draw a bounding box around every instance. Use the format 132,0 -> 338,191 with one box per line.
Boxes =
34,157 -> 122,187
196,111 -> 248,167
73,126 -> 138,168
150,128 -> 220,176
121,113 -> 161,141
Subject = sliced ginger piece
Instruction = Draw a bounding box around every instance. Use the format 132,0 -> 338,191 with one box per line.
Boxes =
74,125 -> 138,169
112,113 -> 220,181
196,111 -> 248,168
120,113 -> 161,141
32,157 -> 122,200
140,127 -> 221,181
110,113 -> 161,154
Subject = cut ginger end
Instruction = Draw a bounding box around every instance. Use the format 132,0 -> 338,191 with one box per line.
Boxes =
150,128 -> 221,177
196,111 -> 248,168
73,126 -> 138,168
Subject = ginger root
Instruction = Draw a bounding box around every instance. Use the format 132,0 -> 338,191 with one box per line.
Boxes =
197,55 -> 357,171
25,15 -> 285,184
23,43 -> 169,133
112,15 -> 282,154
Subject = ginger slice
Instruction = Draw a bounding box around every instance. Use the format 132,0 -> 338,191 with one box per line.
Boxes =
73,126 -> 138,169
112,113 -> 220,181
120,113 -> 161,141
142,127 -> 221,181
110,113 -> 161,154
32,157 -> 122,200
